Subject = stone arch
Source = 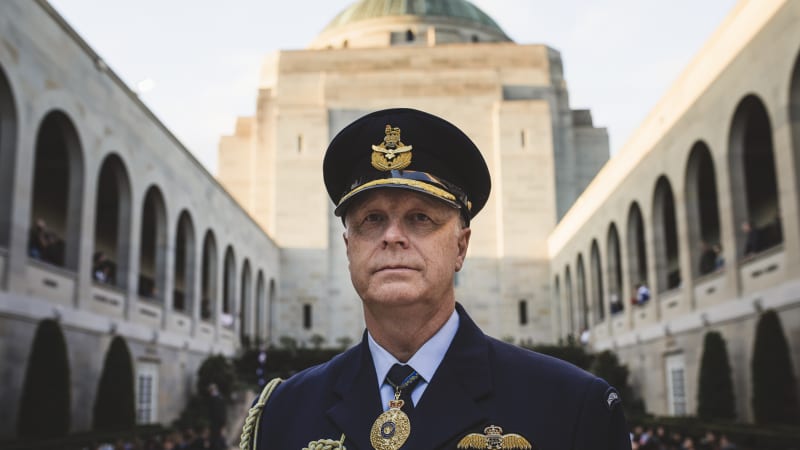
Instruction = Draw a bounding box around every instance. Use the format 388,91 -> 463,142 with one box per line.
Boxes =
728,94 -> 782,258
576,254 -> 588,330
222,246 -> 236,327
255,270 -> 265,346
606,223 -> 624,314
173,210 -> 195,313
29,110 -> 84,270
240,259 -> 252,343
590,240 -> 605,323
137,186 -> 167,301
0,64 -> 18,249
790,50 -> 800,241
652,176 -> 681,292
564,265 -> 574,338
685,141 -> 722,277
627,202 -> 648,294
200,231 -> 218,321
93,154 -> 132,289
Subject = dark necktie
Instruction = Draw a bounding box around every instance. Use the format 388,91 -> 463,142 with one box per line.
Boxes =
385,363 -> 422,414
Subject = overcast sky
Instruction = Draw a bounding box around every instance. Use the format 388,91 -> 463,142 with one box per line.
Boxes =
49,0 -> 738,174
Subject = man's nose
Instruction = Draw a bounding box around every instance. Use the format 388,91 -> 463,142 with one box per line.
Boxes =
382,218 -> 409,247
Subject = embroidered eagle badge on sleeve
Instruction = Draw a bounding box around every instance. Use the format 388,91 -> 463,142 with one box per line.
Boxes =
457,425 -> 532,450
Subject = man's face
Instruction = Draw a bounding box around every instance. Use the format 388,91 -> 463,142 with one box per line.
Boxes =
343,189 -> 470,310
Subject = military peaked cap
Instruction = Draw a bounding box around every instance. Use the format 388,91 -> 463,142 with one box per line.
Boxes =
323,108 -> 491,225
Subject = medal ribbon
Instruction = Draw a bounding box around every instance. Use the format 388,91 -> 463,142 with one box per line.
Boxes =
385,371 -> 421,403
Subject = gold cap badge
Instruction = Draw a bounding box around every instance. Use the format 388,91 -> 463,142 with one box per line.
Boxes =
371,124 -> 413,171
457,425 -> 532,450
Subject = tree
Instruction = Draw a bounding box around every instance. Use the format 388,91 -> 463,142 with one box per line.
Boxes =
93,336 -> 136,430
197,354 -> 237,399
697,331 -> 736,420
309,334 -> 326,350
752,309 -> 800,424
17,320 -> 71,438
176,354 -> 238,430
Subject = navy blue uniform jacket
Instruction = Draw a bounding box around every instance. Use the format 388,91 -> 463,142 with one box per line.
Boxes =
255,305 -> 631,449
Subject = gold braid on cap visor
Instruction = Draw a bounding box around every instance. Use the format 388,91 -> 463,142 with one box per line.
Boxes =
336,171 -> 472,213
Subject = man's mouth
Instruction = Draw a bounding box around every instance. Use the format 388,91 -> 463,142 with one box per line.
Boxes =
375,265 -> 417,273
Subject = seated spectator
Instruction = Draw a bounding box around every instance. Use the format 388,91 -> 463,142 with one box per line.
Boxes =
742,221 -> 760,258
698,241 -> 716,275
221,312 -> 234,327
579,327 -> 590,346
92,251 -> 112,283
636,283 -> 650,305
713,244 -> 724,270
667,270 -> 681,289
28,218 -> 53,261
610,293 -> 624,314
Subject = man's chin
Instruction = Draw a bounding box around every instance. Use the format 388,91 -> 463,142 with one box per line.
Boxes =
363,289 -> 424,307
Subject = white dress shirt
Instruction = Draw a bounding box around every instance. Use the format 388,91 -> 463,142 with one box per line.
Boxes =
367,309 -> 460,411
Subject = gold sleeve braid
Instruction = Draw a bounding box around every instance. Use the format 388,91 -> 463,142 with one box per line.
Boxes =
239,377 -> 283,450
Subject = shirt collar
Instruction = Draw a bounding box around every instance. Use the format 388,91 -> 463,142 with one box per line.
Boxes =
368,308 -> 460,386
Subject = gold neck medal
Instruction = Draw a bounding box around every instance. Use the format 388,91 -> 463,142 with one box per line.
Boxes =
370,395 -> 411,450
370,372 -> 419,450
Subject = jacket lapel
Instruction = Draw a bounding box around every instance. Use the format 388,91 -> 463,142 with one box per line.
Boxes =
405,304 -> 493,448
326,305 -> 493,450
327,335 -> 383,450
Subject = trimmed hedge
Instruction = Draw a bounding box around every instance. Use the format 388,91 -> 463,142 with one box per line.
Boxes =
697,331 -> 736,420
17,320 -> 71,438
752,309 -> 800,425
93,336 -> 136,431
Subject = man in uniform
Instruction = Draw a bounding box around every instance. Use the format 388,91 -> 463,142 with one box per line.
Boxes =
243,108 -> 631,450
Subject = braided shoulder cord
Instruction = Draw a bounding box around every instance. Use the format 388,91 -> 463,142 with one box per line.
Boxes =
302,434 -> 347,450
239,377 -> 283,450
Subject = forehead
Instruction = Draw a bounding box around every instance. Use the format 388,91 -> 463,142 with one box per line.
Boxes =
345,188 -> 459,215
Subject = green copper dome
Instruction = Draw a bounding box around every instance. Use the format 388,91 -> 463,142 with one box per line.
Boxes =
324,0 -> 507,37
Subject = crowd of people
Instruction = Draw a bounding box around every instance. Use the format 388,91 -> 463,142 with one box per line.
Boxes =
28,218 -> 120,285
631,425 -> 738,450
90,426 -> 220,450
92,384 -> 229,450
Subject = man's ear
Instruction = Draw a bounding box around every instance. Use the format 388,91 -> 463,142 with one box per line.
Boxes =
455,227 -> 471,271
343,230 -> 349,249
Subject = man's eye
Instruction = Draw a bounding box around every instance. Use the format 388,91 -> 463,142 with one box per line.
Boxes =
411,213 -> 431,222
364,213 -> 383,223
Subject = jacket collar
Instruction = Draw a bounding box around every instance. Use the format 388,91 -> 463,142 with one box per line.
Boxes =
326,304 -> 492,449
